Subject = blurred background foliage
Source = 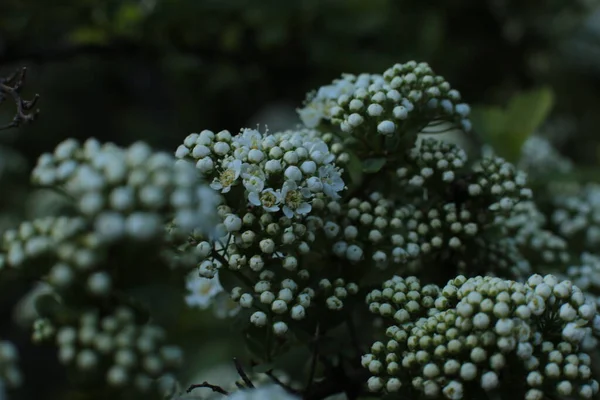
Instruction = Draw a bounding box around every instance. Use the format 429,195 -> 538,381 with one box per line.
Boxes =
2,0 -> 600,398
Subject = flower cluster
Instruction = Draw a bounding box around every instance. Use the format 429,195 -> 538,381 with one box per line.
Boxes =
519,135 -> 573,178
505,201 -> 570,267
53,307 -> 181,397
397,138 -> 468,188
363,274 -> 599,399
175,127 -> 349,331
0,340 -> 22,394
549,183 -> 600,251
297,73 -> 383,129
32,138 -> 219,243
300,61 -> 471,142
566,253 -> 600,306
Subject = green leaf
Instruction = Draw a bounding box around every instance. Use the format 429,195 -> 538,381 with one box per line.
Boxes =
471,87 -> 554,163
362,157 -> 387,173
344,151 -> 364,191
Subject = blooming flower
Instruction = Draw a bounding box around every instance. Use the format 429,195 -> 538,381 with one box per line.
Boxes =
185,273 -> 224,309
210,159 -> 242,193
248,188 -> 281,212
281,181 -> 312,218
318,164 -> 345,199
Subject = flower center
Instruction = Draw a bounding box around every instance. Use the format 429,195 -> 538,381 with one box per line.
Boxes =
219,169 -> 236,187
285,190 -> 302,209
261,192 -> 277,208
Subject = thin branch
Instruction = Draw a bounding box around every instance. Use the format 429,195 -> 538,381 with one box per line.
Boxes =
186,381 -> 229,396
305,323 -> 321,394
265,369 -> 301,394
233,357 -> 255,388
0,67 -> 40,130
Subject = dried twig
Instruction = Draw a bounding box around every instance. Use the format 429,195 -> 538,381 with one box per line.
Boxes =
186,381 -> 229,396
233,357 -> 255,388
0,67 -> 40,130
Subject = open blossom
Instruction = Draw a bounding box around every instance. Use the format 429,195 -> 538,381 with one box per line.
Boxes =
248,188 -> 281,212
210,159 -> 242,193
185,272 -> 224,309
281,180 -> 312,218
319,164 -> 345,199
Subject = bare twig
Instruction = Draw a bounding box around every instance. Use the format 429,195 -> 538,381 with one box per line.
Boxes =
264,369 -> 300,394
233,357 -> 255,388
186,381 -> 229,396
305,323 -> 321,394
0,67 -> 40,130
249,359 -> 301,395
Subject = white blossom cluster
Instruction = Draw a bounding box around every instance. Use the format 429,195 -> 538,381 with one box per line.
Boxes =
321,192 -> 419,269
566,253 -> 600,306
469,156 -> 532,216
31,138 -> 219,243
397,138 -> 468,187
297,72 -> 384,129
175,128 -> 349,331
550,183 -> 600,249
305,61 -> 471,139
54,307 -> 181,395
504,201 -> 570,267
0,216 -> 113,294
519,135 -> 573,177
0,340 -> 22,394
363,274 -> 599,399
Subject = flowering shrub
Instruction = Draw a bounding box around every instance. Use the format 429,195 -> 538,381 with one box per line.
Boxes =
1,60 -> 600,400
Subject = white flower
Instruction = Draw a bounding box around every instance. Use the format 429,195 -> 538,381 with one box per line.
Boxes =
281,181 -> 312,218
210,159 -> 242,193
233,128 -> 262,150
243,175 -> 265,193
298,105 -> 324,128
308,141 -> 335,164
185,273 -> 224,309
319,165 -> 345,199
248,188 -> 281,212
212,291 -> 241,319
306,176 -> 324,192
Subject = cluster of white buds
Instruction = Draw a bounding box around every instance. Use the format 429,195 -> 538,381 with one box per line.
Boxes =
397,138 -> 468,187
386,141 -> 538,279
0,216 -> 111,294
550,183 -> 600,250
0,215 -> 190,299
363,274 -> 599,399
468,156 -> 532,216
504,201 -> 570,267
0,340 -> 22,393
31,138 -> 219,243
315,61 -> 471,138
518,135 -> 572,177
55,307 -> 182,395
321,192 -> 420,269
566,253 -> 600,305
297,73 -> 384,129
175,127 -> 348,329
